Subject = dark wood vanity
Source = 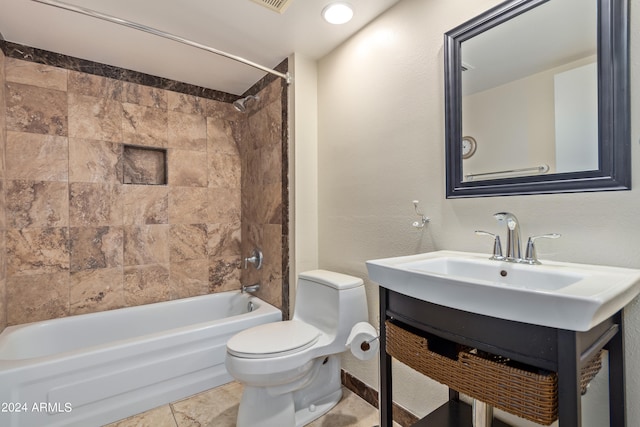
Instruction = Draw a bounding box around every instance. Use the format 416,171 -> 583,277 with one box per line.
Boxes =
378,287 -> 626,427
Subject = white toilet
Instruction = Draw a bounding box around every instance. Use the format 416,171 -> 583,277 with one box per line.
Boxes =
225,270 -> 369,427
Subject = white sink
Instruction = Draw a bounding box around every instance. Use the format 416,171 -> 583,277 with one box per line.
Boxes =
366,250 -> 640,331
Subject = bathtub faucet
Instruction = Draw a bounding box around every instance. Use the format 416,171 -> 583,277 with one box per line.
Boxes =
242,283 -> 260,294
244,248 -> 263,270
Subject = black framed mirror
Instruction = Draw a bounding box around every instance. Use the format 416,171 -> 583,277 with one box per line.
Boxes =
445,0 -> 630,198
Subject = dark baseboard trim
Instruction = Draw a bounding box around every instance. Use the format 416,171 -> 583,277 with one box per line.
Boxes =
341,370 -> 419,427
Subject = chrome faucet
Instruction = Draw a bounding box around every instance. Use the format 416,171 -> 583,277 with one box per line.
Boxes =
523,233 -> 561,264
474,231 -> 504,261
244,248 -> 263,270
488,212 -> 560,264
242,283 -> 260,294
493,212 -> 522,262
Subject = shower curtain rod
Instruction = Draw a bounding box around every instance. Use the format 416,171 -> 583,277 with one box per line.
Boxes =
31,0 -> 292,84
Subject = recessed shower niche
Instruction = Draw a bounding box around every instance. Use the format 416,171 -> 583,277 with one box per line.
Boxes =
123,145 -> 168,185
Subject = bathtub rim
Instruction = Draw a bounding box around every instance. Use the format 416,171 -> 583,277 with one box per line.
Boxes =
0,291 -> 281,365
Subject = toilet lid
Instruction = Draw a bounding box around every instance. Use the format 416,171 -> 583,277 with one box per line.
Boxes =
227,321 -> 321,359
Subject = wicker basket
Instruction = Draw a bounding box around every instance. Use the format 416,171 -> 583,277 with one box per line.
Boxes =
386,321 -> 603,425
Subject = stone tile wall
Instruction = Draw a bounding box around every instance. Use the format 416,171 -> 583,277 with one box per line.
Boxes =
0,48 -> 6,332
0,55 -> 285,327
238,80 -> 286,312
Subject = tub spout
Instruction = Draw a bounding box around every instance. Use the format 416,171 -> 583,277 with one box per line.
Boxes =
242,283 -> 260,294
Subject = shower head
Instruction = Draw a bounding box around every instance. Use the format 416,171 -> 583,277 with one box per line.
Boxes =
233,95 -> 259,112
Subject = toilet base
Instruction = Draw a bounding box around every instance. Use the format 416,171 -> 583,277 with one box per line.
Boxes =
236,386 -> 342,427
237,386 -> 294,427
235,355 -> 344,427
294,388 -> 342,427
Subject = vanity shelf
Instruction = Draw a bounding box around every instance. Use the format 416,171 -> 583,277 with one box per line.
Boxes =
386,320 -> 603,425
413,401 -> 511,427
378,288 -> 625,427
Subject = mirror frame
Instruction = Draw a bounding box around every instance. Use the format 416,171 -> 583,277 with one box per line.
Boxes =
444,0 -> 630,198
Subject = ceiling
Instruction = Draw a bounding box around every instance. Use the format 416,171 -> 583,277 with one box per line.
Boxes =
462,0 -> 596,96
0,0 -> 400,95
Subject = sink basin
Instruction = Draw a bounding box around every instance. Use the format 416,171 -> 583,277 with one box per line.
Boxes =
366,250 -> 640,331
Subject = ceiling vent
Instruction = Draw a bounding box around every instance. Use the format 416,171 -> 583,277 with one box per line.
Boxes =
250,0 -> 294,13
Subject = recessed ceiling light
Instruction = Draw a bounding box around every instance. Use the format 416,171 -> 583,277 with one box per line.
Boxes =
322,2 -> 354,25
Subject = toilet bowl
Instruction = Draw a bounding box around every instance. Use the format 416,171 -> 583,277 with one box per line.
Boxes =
225,270 -> 369,427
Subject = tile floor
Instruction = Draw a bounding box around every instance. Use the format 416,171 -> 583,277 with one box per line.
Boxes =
104,382 -> 396,427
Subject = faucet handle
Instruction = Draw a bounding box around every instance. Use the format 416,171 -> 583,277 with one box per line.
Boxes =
475,230 -> 504,261
244,248 -> 263,270
524,233 -> 561,265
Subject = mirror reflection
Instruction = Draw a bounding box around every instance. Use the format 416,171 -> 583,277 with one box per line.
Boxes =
461,0 -> 597,182
445,0 -> 630,198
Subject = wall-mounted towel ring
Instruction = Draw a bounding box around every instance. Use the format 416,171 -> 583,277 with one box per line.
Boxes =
412,200 -> 430,229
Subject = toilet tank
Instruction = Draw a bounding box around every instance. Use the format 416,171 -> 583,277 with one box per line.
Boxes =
292,270 -> 367,340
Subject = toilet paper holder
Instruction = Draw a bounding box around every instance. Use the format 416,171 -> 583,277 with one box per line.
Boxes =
359,335 -> 379,352
346,322 -> 380,360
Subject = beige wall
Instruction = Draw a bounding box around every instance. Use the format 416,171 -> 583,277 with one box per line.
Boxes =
0,54 -> 285,327
317,0 -> 639,425
463,56 -> 597,179
463,65 -> 558,176
290,53 -> 319,312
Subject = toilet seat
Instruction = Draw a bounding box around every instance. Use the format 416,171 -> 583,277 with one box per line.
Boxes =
227,321 -> 321,359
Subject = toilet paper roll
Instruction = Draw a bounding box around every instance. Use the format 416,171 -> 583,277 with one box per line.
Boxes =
346,322 -> 379,361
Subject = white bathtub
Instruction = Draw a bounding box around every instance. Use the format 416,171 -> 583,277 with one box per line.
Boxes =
0,291 -> 281,427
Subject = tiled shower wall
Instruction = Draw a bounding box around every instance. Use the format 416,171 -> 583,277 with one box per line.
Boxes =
0,45 -> 286,329
238,80 -> 286,313
0,48 -> 6,332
